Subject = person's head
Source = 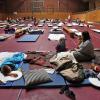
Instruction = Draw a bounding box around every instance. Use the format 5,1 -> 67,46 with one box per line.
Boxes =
1,65 -> 12,76
82,31 -> 91,42
1,64 -> 15,76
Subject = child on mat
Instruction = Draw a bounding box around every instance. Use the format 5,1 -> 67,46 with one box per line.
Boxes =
0,52 -> 27,77
0,64 -> 18,77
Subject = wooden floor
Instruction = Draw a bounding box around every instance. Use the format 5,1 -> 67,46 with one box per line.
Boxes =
0,23 -> 100,100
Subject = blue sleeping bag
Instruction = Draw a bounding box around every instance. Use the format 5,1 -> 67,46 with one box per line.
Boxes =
0,52 -> 25,70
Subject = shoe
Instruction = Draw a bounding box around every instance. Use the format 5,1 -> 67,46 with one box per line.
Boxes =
65,90 -> 76,100
59,86 -> 67,94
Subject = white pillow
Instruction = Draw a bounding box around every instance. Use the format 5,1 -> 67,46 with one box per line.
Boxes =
0,71 -> 22,83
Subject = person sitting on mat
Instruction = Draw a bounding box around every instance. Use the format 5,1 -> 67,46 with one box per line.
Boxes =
50,31 -> 95,64
73,31 -> 95,62
0,52 -> 27,77
56,37 -> 67,52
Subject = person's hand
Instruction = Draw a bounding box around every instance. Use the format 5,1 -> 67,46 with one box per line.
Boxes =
78,36 -> 82,45
8,73 -> 18,77
70,49 -> 75,51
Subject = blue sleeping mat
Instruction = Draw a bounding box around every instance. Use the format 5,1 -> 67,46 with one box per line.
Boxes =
67,79 -> 90,87
11,71 -> 66,88
37,72 -> 90,88
38,72 -> 66,87
17,34 -> 40,42
0,63 -> 91,88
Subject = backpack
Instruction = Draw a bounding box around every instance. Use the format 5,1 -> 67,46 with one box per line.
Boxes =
57,62 -> 85,83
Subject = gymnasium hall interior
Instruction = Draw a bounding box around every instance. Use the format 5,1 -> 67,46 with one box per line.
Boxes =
0,0 -> 100,100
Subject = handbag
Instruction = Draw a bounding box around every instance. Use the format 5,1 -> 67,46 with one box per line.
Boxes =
59,63 -> 85,83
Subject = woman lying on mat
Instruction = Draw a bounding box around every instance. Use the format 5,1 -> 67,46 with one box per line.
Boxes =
51,31 -> 95,64
0,52 -> 27,77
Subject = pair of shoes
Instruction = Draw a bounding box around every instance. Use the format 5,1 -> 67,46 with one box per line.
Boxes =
59,86 -> 76,100
59,86 -> 67,94
59,85 -> 69,94
65,90 -> 76,100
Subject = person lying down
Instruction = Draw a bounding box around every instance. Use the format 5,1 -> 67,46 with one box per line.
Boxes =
0,52 -> 27,83
0,70 -> 23,83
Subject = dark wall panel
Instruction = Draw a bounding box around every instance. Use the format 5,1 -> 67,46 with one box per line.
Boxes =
6,0 -> 32,13
5,0 -> 89,13
95,0 -> 100,8
44,0 -> 58,11
0,0 -> 6,12
45,0 -> 88,12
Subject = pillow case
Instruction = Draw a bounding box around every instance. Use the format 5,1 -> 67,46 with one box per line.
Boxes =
23,69 -> 52,86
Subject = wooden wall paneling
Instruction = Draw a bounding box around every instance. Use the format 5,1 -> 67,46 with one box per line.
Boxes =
72,9 -> 100,22
6,0 -> 32,13
42,0 -> 88,12
15,12 -> 69,20
44,0 -> 59,12
32,12 -> 71,20
89,0 -> 95,10
95,0 -> 100,8
3,0 -> 89,19
0,0 -> 6,20
86,9 -> 100,22
72,13 -> 86,21
0,13 -> 6,20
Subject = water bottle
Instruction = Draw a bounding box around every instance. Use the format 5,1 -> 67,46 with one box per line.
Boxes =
91,59 -> 95,69
91,59 -> 100,72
